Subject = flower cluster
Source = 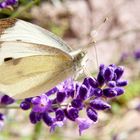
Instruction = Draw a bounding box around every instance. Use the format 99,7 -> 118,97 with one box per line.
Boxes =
0,0 -> 18,8
19,64 -> 127,135
120,48 -> 140,62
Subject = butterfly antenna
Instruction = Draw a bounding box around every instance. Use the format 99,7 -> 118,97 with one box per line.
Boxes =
90,17 -> 109,69
82,65 -> 92,77
80,17 -> 108,75
92,17 -> 109,33
94,44 -> 99,69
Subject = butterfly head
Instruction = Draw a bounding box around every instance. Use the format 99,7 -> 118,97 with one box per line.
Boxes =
70,49 -> 86,68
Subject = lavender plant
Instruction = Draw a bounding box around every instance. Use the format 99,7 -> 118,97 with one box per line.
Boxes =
0,0 -> 18,8
0,64 -> 127,135
120,48 -> 140,63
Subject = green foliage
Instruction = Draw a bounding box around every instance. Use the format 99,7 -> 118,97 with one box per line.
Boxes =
48,22 -> 68,37
0,0 -> 41,18
118,80 -> 140,103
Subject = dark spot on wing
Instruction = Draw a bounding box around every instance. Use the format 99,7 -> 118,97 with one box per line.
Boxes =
4,57 -> 21,65
4,57 -> 13,62
16,39 -> 22,42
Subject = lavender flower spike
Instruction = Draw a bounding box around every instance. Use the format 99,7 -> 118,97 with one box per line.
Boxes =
19,64 -> 127,135
0,0 -> 18,8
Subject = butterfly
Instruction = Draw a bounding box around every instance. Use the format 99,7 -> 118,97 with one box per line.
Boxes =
0,18 -> 86,99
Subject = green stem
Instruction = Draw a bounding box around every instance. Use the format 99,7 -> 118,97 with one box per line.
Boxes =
0,105 -> 20,109
11,0 -> 40,18
0,103 -> 69,110
32,121 -> 42,140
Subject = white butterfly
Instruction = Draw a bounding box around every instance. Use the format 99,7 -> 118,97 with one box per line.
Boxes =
0,18 -> 86,99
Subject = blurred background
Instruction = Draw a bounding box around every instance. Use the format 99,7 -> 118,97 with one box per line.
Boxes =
0,0 -> 140,140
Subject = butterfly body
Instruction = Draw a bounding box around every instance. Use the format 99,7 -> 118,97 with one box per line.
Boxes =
0,18 -> 85,99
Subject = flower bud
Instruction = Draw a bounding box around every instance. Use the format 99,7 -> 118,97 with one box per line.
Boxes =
71,99 -> 83,109
97,72 -> 105,87
115,87 -> 124,96
114,66 -> 124,80
56,92 -> 66,103
116,80 -> 128,87
103,88 -> 117,97
88,77 -> 98,88
107,81 -> 116,87
90,98 -> 111,110
86,107 -> 98,122
78,85 -> 88,100
103,67 -> 114,81
82,77 -> 90,88
43,113 -> 53,126
20,101 -> 31,110
55,109 -> 65,121
0,95 -> 15,105
67,107 -> 79,121
29,112 -> 42,124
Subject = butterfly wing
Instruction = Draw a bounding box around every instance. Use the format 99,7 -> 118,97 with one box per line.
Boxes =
0,42 -> 74,99
0,18 -> 72,53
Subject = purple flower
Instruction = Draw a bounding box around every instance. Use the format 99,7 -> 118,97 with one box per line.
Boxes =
107,81 -> 116,87
103,66 -> 114,81
57,78 -> 74,97
0,95 -> 15,105
0,0 -> 18,8
55,109 -> 65,121
86,107 -> 98,122
67,107 -> 79,121
88,77 -> 98,88
43,113 -> 53,126
56,92 -> 66,103
76,118 -> 93,135
50,121 -> 64,133
5,0 -> 17,5
20,98 -> 32,110
90,98 -> 111,110
46,87 -> 58,96
116,80 -> 128,87
114,66 -> 124,80
134,49 -> 140,60
114,87 -> 124,96
103,88 -> 117,98
99,64 -> 106,72
29,112 -> 42,124
0,113 -> 4,121
82,77 -> 90,88
71,99 -> 83,109
89,88 -> 103,97
77,85 -> 88,100
20,100 -> 31,110
0,113 -> 5,130
31,94 -> 51,113
18,64 -> 127,135
97,72 -> 105,87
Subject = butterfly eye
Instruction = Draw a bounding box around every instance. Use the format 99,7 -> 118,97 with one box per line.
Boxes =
4,57 -> 13,62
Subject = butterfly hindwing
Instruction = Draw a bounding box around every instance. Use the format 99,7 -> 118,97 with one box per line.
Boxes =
0,41 -> 74,99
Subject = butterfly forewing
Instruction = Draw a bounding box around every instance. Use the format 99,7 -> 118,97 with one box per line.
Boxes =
0,18 -> 72,53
